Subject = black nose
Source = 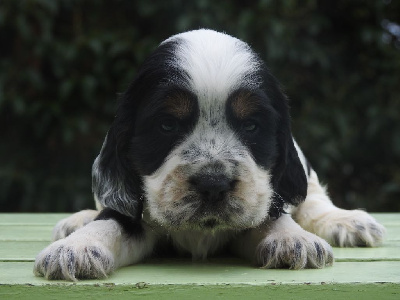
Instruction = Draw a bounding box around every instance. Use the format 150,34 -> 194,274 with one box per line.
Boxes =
189,174 -> 236,202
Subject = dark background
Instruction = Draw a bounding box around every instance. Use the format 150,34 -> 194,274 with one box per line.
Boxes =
1,0 -> 399,212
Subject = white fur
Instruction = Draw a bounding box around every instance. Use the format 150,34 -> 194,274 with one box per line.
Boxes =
52,209 -> 99,240
144,141 -> 273,230
34,29 -> 385,281
231,214 -> 333,269
291,170 -> 386,247
293,139 -> 309,177
144,30 -> 274,231
292,141 -> 385,246
165,29 -> 261,101
170,229 -> 235,260
34,219 -> 157,281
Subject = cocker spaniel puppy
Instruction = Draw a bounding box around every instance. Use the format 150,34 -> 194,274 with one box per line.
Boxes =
34,29 -> 385,281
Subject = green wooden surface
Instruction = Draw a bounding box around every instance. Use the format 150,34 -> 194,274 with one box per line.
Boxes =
0,213 -> 399,299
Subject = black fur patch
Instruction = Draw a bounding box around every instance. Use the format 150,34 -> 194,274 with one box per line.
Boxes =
93,35 -> 308,221
226,88 -> 279,170
259,67 -> 308,217
92,39 -> 197,218
131,86 -> 199,175
95,208 -> 144,237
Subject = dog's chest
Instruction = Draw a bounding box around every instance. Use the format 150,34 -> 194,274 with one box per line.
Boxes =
169,230 -> 235,260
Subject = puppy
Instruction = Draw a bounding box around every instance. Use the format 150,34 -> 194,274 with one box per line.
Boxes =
34,29 -> 385,281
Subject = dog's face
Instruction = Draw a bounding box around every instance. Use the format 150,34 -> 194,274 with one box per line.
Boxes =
92,29 -> 307,231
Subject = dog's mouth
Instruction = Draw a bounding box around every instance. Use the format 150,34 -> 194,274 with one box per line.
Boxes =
200,218 -> 219,229
184,201 -> 244,230
159,202 -> 235,230
160,191 -> 247,230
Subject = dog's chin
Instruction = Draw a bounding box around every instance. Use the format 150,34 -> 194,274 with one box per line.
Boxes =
158,207 -> 265,232
164,218 -> 239,232
189,215 -> 233,231
145,192 -> 272,232
200,218 -> 220,229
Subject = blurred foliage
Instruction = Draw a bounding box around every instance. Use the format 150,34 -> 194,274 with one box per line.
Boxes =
0,0 -> 399,212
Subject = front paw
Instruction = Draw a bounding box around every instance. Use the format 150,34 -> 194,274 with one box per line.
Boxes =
256,231 -> 334,269
52,210 -> 99,240
314,209 -> 386,247
34,238 -> 114,281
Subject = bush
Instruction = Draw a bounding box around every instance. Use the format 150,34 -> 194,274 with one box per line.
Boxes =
1,0 -> 399,212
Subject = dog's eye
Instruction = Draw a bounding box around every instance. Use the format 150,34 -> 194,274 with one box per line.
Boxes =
242,120 -> 258,133
159,118 -> 179,133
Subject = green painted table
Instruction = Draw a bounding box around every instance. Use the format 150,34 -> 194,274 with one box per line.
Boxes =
0,213 -> 399,299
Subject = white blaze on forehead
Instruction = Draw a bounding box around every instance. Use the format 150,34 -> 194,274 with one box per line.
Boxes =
164,29 -> 262,103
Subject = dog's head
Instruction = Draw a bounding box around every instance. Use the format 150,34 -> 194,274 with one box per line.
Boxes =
92,29 -> 307,231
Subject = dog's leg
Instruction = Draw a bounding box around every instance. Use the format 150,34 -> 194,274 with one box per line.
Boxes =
34,214 -> 157,281
52,210 -> 100,240
231,214 -> 334,269
291,170 -> 386,247
52,197 -> 107,240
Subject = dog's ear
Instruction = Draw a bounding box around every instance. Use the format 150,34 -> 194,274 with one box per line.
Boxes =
264,73 -> 308,218
92,95 -> 143,220
271,133 -> 308,208
92,40 -> 181,220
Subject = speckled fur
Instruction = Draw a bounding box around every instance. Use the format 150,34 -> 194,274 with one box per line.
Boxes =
34,29 -> 385,281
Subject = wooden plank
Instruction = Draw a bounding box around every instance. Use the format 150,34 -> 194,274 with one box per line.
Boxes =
0,213 -> 396,225
1,260 -> 399,285
334,241 -> 400,261
0,241 -> 50,261
1,240 -> 399,262
1,213 -> 398,241
4,222 -> 393,243
0,213 -> 398,262
0,213 -> 71,225
371,213 -> 400,225
385,225 -> 400,241
0,283 -> 399,300
0,225 -> 53,241
0,213 -> 399,298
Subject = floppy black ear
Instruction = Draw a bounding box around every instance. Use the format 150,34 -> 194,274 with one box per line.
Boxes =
263,72 -> 308,218
92,40 -> 183,220
271,134 -> 308,207
92,97 -> 143,220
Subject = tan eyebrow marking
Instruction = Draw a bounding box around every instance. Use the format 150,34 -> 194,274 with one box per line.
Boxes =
231,91 -> 259,119
164,92 -> 194,119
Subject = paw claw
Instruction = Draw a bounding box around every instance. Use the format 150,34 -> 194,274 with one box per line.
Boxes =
34,239 -> 114,281
257,232 -> 333,269
319,210 -> 386,247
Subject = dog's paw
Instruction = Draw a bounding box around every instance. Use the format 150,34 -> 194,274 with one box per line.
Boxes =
52,210 -> 99,240
313,209 -> 386,247
256,230 -> 334,269
34,238 -> 114,281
